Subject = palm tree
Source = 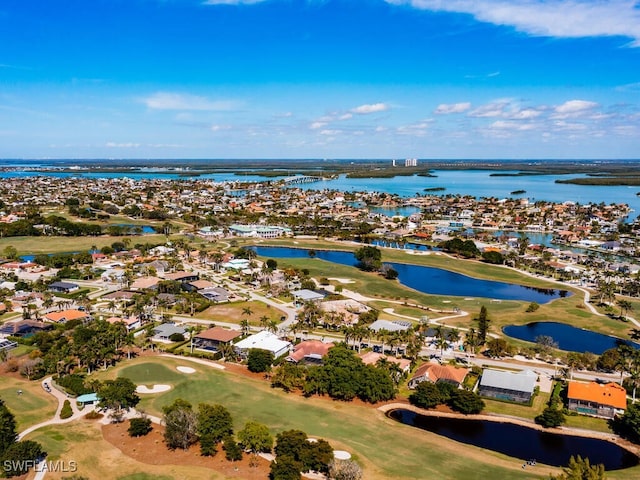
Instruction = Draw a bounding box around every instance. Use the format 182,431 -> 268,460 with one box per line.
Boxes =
259,315 -> 270,331
464,327 -> 478,355
240,318 -> 250,336
618,299 -> 633,320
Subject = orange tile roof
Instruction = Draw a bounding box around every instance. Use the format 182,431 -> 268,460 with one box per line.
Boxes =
45,309 -> 87,323
411,363 -> 469,384
567,381 -> 627,410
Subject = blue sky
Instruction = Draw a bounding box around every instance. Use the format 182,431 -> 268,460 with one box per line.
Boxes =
1,0 -> 639,159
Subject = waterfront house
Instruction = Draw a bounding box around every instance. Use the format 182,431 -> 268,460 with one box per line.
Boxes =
567,381 -> 627,419
478,369 -> 537,404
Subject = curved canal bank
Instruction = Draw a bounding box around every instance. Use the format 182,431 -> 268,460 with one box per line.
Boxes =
379,403 -> 640,470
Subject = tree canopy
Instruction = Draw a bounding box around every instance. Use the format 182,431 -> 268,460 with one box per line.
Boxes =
354,246 -> 382,272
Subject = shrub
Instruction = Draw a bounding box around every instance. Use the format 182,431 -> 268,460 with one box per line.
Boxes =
59,400 -> 73,419
409,382 -> 443,409
169,332 -> 185,342
535,407 -> 565,428
223,436 -> 243,461
526,302 -> 540,313
447,390 -> 485,414
56,374 -> 93,396
84,410 -> 103,420
128,417 -> 152,437
247,349 -> 275,373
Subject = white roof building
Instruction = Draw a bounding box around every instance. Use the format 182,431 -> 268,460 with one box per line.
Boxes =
234,331 -> 291,358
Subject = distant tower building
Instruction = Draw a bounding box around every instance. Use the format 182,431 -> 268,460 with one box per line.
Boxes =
405,158 -> 418,167
392,159 -> 396,167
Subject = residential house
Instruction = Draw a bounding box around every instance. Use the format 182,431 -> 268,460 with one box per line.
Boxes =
359,351 -> 411,374
567,381 -> 627,419
286,340 -> 335,364
48,281 -> 80,294
234,330 -> 291,359
292,289 -> 325,306
105,316 -> 141,331
408,362 -> 469,389
198,287 -> 230,303
44,309 -> 89,324
478,369 -> 537,404
152,323 -> 187,342
130,276 -> 161,291
368,319 -> 412,333
0,320 -> 53,337
193,327 -> 242,352
164,271 -> 199,283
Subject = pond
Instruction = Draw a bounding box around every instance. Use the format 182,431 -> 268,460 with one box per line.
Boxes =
251,246 -> 569,304
388,409 -> 638,470
503,322 -> 640,354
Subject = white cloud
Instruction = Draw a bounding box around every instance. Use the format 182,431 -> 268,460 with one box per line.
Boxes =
338,113 -> 354,120
319,129 -> 341,136
508,108 -> 542,120
555,99 -> 598,114
469,100 -> 510,118
141,92 -> 237,111
553,120 -> 588,131
386,0 -> 640,46
106,142 -> 140,148
351,103 -> 390,114
434,102 -> 471,114
310,121 -> 328,130
490,120 -> 538,131
397,121 -> 432,136
211,124 -> 231,132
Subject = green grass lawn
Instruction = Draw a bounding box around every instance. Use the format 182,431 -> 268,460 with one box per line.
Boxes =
563,414 -> 612,434
117,362 -> 188,386
482,392 -> 550,419
249,239 -> 635,343
94,356 -> 564,479
193,300 -> 286,326
0,376 -> 57,431
0,235 -> 168,255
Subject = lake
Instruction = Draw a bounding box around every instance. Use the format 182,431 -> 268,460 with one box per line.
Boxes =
388,409 -> 638,470
251,246 -> 568,303
503,322 -> 640,354
296,170 -> 640,221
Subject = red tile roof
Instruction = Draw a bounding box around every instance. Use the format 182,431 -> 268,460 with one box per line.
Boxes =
287,340 -> 334,362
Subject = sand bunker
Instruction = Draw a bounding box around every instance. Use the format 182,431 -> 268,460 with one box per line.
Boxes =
333,450 -> 352,460
176,366 -> 196,374
327,277 -> 355,284
136,384 -> 171,394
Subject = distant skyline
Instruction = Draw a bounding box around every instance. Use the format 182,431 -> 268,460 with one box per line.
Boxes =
1,0 -> 639,159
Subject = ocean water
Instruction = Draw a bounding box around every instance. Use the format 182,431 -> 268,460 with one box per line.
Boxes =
2,164 -> 639,220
